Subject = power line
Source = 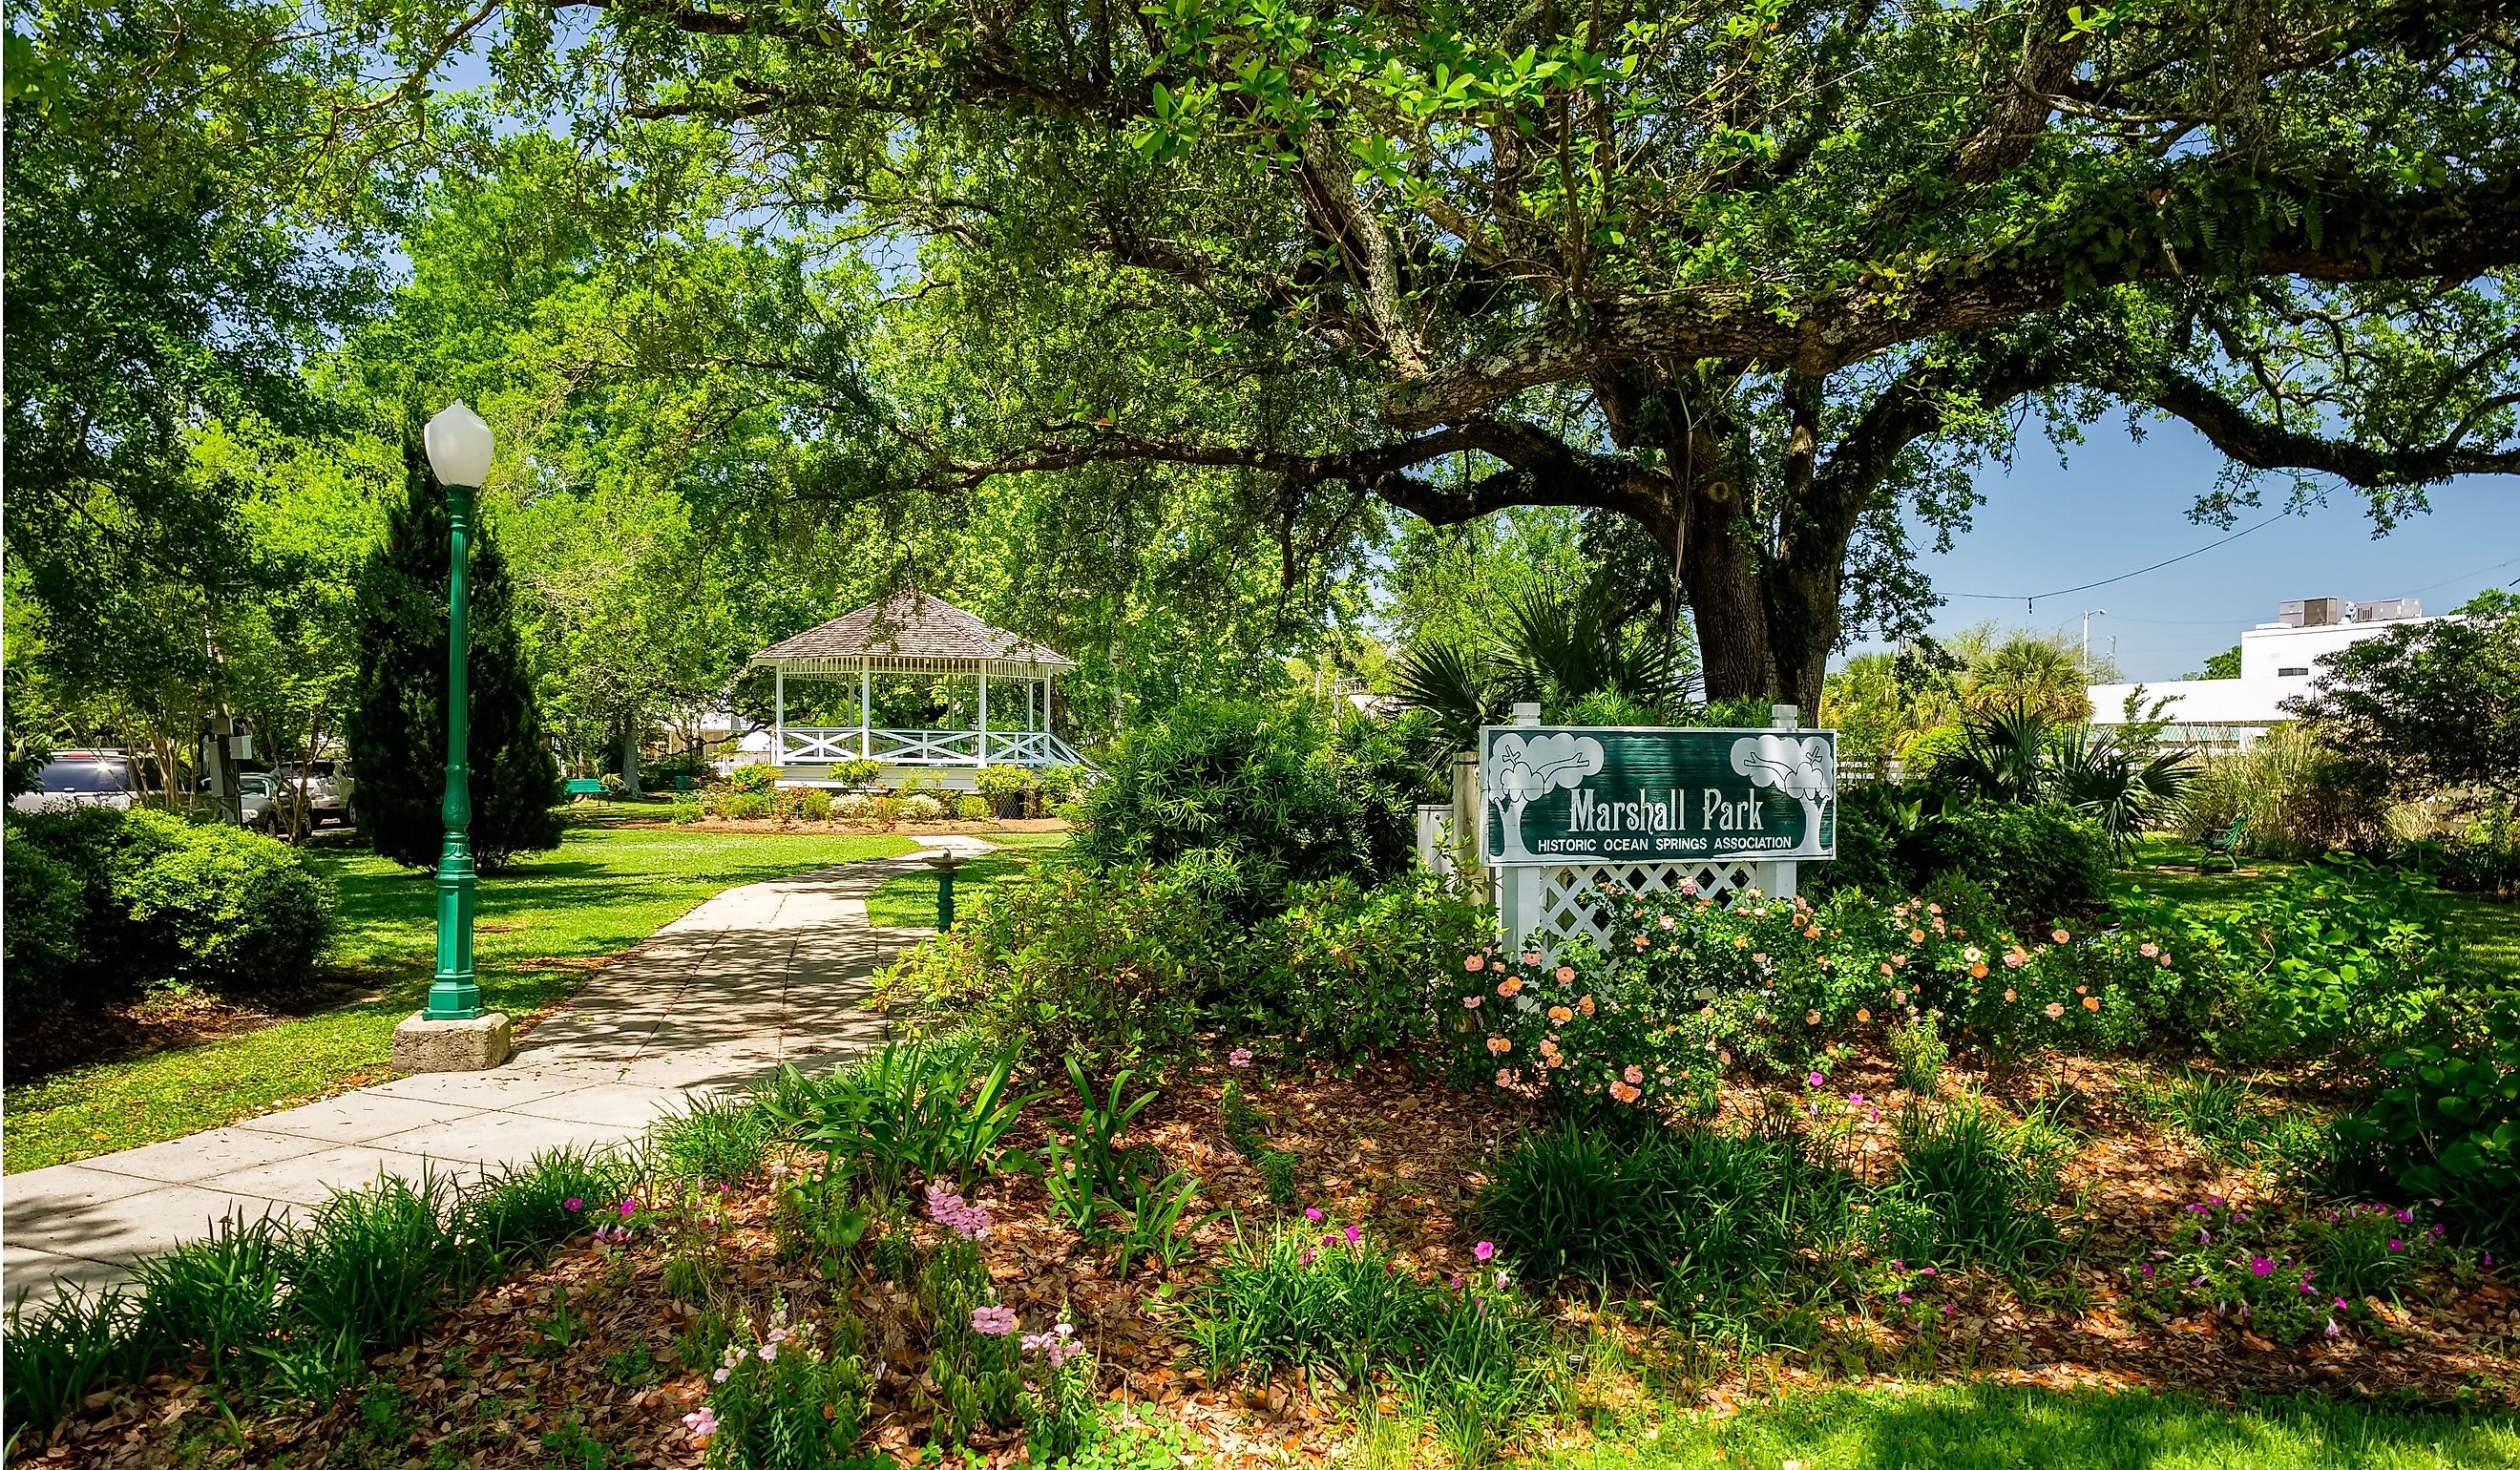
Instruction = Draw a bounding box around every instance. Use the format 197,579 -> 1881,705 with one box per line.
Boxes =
2397,555 -> 2520,599
1944,511 -> 2291,612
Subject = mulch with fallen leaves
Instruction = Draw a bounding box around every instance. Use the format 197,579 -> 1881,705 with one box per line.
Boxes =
28,1050 -> 2520,1468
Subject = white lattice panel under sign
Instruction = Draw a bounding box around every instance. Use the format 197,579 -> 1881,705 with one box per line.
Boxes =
1509,861 -> 1759,957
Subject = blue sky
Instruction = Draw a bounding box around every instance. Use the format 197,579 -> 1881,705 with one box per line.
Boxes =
1855,412 -> 2520,681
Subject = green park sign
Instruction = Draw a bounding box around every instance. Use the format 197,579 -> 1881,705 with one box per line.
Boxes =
1480,725 -> 1838,867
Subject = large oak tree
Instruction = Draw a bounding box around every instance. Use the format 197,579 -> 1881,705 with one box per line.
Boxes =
450,0 -> 2520,705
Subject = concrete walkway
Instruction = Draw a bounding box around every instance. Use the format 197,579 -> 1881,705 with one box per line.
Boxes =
1,836 -> 991,1305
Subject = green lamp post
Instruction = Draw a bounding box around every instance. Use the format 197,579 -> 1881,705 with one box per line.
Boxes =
423,402 -> 495,1022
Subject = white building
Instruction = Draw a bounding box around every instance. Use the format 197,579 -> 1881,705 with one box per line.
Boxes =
2087,596 -> 2431,748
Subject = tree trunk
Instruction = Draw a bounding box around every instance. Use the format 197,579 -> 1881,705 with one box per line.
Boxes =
1679,482 -> 1774,702
1764,556 -> 1841,718
620,723 -> 640,798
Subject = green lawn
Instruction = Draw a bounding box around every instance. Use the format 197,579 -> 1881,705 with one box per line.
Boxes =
1550,1383 -> 2520,1469
3,827 -> 914,1172
865,831 -> 1072,928
2120,836 -> 2520,984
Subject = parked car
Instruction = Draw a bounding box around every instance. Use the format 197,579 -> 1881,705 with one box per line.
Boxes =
272,761 -> 353,827
196,771 -> 296,832
10,750 -> 153,814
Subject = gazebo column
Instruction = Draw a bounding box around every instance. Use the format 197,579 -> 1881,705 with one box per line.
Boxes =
976,667 -> 989,766
858,659 -> 872,761
773,667 -> 785,768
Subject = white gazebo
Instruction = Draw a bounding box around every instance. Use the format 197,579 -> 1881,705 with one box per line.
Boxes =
747,591 -> 1085,787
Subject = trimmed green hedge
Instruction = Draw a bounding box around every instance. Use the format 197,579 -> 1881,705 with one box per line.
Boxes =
3,808 -> 335,1021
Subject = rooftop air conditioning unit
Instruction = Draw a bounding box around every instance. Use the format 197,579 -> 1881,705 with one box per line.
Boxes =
2300,597 -> 2342,627
2278,598 -> 2306,627
2355,598 -> 2423,622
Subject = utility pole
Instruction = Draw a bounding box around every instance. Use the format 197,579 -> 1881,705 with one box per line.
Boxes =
2082,609 -> 2108,669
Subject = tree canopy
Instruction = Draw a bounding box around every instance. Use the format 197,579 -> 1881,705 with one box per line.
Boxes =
392,0 -> 2520,707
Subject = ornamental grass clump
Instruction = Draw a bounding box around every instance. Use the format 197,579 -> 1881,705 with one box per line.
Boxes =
1477,1119 -> 1858,1296
1881,1096 -> 2067,1270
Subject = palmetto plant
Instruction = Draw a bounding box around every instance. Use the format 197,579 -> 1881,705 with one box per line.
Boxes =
1392,589 -> 1688,747
1932,706 -> 2195,861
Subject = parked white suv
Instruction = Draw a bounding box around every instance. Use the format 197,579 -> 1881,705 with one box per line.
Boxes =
272,761 -> 353,827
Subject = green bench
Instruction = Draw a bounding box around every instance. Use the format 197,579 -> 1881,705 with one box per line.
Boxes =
2198,814 -> 2247,873
565,778 -> 607,800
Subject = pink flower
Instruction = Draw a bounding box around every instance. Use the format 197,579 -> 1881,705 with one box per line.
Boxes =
1624,1064 -> 1645,1085
1462,995 -> 1481,1009
1678,879 -> 1699,896
1465,954 -> 1485,972
564,1198 -> 582,1211
619,1198 -> 640,1217
1342,1225 -> 1361,1247
682,1406 -> 718,1440
1556,965 -> 1577,983
1305,1208 -> 1324,1221
2004,952 -> 2026,969
1474,1240 -> 1496,1261
971,1305 -> 1018,1335
756,1341 -> 778,1362
2139,942 -> 2158,958
2250,1256 -> 2276,1276
1228,1047 -> 1253,1067
1808,1071 -> 1825,1087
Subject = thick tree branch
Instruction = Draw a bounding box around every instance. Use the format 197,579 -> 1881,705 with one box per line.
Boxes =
2124,369 -> 2520,484
1383,168 -> 2520,429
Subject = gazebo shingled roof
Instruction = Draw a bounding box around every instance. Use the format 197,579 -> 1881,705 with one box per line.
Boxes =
749,591 -> 1075,671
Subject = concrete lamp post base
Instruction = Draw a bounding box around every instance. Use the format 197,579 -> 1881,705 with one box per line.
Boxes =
392,1011 -> 515,1073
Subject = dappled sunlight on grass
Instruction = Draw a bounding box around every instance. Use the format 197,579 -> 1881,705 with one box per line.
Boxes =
3,828 -> 915,1172
1550,1383 -> 2520,1469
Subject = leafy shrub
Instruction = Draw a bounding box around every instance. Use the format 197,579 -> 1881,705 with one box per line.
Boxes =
668,798 -> 704,825
2116,857 -> 2456,1062
720,791 -> 775,820
974,765 -> 1035,816
2413,804 -> 2520,898
1478,1120 -> 1854,1292
724,765 -> 781,794
4,807 -> 333,1003
794,788 -> 836,822
115,813 -> 333,996
1456,888 -> 2150,1100
875,868 -> 1238,1064
830,757 -> 883,788
900,792 -> 946,822
1070,701 -> 1411,921
3,826 -> 85,1021
1813,788 -> 2110,923
1035,764 -> 1091,808
1255,876 -> 1495,1061
2337,1013 -> 2520,1246
1898,801 -> 2111,924
953,792 -> 990,821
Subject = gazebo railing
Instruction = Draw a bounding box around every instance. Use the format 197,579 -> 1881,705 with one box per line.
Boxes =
776,726 -> 1085,768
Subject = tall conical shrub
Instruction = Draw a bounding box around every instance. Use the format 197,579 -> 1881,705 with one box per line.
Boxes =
346,430 -> 562,871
